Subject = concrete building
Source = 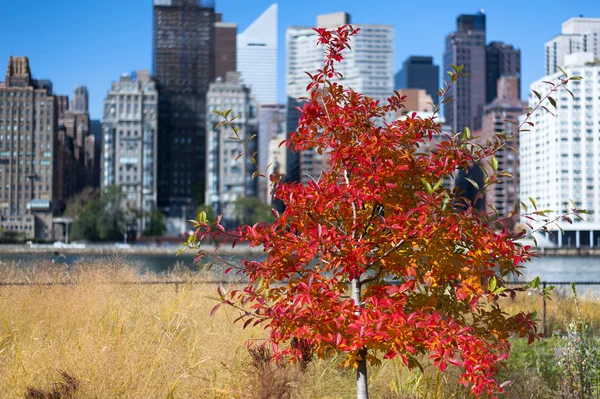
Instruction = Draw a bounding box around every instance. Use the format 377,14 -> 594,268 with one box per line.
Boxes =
395,89 -> 434,115
395,56 -> 439,104
215,13 -> 237,80
237,4 -> 278,104
257,103 -> 285,203
153,0 -> 215,214
102,70 -> 158,232
71,85 -> 89,113
520,53 -> 600,247
206,72 -> 257,227
545,17 -> 600,75
287,12 -> 394,104
486,42 -> 520,104
481,76 -> 526,218
286,12 -> 394,183
444,11 -> 521,134
0,57 -> 58,240
444,11 -> 487,133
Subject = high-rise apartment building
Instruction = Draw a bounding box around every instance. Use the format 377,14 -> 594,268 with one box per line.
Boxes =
545,17 -> 600,75
520,53 -> 600,247
444,11 -> 521,134
257,103 -> 285,203
71,85 -> 89,113
0,57 -> 58,239
287,12 -> 394,103
395,56 -> 439,104
102,71 -> 158,231
153,0 -> 215,214
444,12 -> 487,133
215,13 -> 237,80
481,76 -> 525,218
286,12 -> 394,183
486,42 -> 520,104
237,4 -> 278,104
206,72 -> 257,227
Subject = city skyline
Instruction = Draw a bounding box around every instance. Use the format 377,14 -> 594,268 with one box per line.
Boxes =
1,0 -> 598,120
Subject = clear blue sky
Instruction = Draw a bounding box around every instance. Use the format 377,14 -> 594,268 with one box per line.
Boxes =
0,0 -> 598,119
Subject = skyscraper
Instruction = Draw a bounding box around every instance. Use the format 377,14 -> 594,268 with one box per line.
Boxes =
0,57 -> 58,239
286,12 -> 394,183
237,4 -> 278,104
521,53 -> 600,248
545,17 -> 600,75
257,103 -> 285,203
481,76 -> 525,218
486,42 -> 520,104
215,13 -> 237,80
444,11 -> 487,133
153,0 -> 215,214
395,56 -> 439,104
206,72 -> 257,226
71,85 -> 89,113
102,71 -> 158,232
287,12 -> 394,104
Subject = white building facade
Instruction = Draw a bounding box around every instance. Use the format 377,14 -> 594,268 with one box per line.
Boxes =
521,53 -> 600,247
101,70 -> 158,231
206,72 -> 258,227
545,17 -> 600,75
237,4 -> 278,104
286,12 -> 394,103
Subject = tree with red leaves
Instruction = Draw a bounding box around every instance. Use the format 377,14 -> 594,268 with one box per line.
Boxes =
189,25 -> 581,398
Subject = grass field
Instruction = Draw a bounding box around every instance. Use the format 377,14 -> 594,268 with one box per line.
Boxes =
0,258 -> 591,398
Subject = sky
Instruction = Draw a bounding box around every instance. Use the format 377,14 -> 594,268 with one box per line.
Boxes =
0,0 -> 599,120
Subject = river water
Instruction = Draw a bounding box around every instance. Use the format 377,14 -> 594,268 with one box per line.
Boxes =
1,252 -> 600,283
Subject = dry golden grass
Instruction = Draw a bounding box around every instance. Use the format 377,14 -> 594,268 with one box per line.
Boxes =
0,259 -> 429,399
0,257 -> 592,398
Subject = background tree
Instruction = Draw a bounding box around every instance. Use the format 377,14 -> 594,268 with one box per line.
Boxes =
189,26 -> 581,399
233,197 -> 276,226
66,185 -> 133,241
143,208 -> 166,237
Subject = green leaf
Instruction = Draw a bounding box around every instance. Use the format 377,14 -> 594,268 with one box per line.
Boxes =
420,178 -> 433,194
531,276 -> 540,289
529,197 -> 537,211
557,66 -> 567,76
432,179 -> 443,192
489,276 -> 497,292
491,156 -> 498,171
548,96 -> 557,108
532,90 -> 541,100
465,178 -> 479,190
462,127 -> 471,140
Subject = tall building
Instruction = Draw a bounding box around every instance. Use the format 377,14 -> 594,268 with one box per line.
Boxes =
545,17 -> 600,75
71,85 -> 89,113
287,12 -> 394,103
102,71 -> 158,232
257,103 -> 285,203
215,13 -> 237,80
153,0 -> 215,214
395,56 -> 439,104
486,42 -> 520,104
481,76 -> 525,218
206,72 -> 257,227
444,11 -> 487,133
237,4 -> 278,104
0,57 -> 58,240
286,12 -> 394,183
520,53 -> 600,247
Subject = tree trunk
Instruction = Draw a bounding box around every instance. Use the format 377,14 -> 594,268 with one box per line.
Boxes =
352,278 -> 369,399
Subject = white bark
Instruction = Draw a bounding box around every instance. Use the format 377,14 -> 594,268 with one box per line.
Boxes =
352,278 -> 369,399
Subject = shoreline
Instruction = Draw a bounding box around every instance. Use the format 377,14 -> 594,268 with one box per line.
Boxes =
0,244 -> 597,257
0,244 -> 264,256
